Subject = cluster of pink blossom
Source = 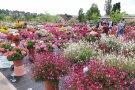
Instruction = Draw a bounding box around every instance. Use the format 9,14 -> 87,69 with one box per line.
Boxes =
64,60 -> 135,90
32,53 -> 69,82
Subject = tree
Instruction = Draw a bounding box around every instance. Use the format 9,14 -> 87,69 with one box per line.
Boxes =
104,0 -> 112,15
91,13 -> 100,22
67,18 -> 79,24
51,15 -> 65,23
110,10 -> 123,23
121,11 -> 129,17
78,8 -> 85,22
4,16 -> 13,21
86,3 -> 100,21
112,2 -> 121,13
0,14 -> 5,21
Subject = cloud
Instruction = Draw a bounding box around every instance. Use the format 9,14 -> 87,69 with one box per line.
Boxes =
0,0 -> 134,15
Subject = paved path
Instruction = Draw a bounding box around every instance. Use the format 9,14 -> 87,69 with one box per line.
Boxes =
0,67 -> 44,90
0,72 -> 17,90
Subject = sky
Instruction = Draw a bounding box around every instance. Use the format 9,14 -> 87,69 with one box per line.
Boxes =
0,0 -> 135,16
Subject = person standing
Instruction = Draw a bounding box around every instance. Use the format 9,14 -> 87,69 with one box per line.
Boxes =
102,22 -> 110,36
117,19 -> 125,37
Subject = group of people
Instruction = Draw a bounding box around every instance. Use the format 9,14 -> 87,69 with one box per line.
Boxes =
94,19 -> 126,37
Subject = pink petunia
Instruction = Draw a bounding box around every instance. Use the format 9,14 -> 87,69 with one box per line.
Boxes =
8,52 -> 13,56
0,48 -> 5,52
21,51 -> 26,55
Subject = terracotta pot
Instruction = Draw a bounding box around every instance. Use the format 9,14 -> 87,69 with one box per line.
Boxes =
13,60 -> 26,76
8,39 -> 12,43
14,41 -> 20,47
44,81 -> 58,90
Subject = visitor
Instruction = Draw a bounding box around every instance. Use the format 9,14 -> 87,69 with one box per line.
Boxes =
122,19 -> 126,34
108,19 -> 112,29
117,19 -> 126,37
102,22 -> 109,36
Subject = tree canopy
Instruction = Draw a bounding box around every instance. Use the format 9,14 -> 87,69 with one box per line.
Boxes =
78,8 -> 85,22
86,3 -> 100,21
104,0 -> 112,15
112,2 -> 121,13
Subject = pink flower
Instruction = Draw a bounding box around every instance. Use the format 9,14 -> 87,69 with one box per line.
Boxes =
21,51 -> 26,55
40,43 -> 46,48
1,42 -> 6,45
0,48 -> 5,51
8,52 -> 13,56
44,47 -> 47,50
35,46 -> 40,50
24,42 -> 28,46
52,44 -> 55,48
3,52 -> 8,56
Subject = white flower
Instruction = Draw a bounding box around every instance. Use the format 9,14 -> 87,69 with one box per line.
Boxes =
83,66 -> 89,74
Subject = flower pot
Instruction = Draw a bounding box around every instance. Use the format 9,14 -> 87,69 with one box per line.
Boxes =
44,81 -> 58,90
8,39 -> 12,43
14,41 -> 20,47
13,60 -> 26,76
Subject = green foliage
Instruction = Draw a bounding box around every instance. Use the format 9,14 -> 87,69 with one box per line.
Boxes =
64,41 -> 97,64
0,42 -> 13,51
121,11 -> 129,17
131,45 -> 135,52
104,0 -> 112,15
106,40 -> 121,51
110,10 -> 123,23
85,35 -> 97,42
108,58 -> 135,71
91,13 -> 100,22
27,40 -> 36,49
112,2 -> 121,12
86,3 -> 100,21
0,9 -> 64,22
78,8 -> 85,22
0,14 -> 5,21
67,18 -> 79,24
7,48 -> 27,61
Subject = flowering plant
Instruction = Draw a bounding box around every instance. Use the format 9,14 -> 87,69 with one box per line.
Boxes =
106,40 -> 121,51
131,45 -> 135,53
64,60 -> 135,90
0,32 -> 7,39
84,34 -> 97,42
36,32 -> 42,37
44,35 -> 56,43
56,35 -> 69,49
4,47 -> 27,61
12,35 -> 20,42
25,40 -> 37,49
7,34 -> 13,40
64,41 -> 97,64
35,41 -> 47,53
0,42 -> 13,53
32,53 -> 69,83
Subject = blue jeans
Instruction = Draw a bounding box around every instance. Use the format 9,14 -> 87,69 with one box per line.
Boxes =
117,29 -> 124,36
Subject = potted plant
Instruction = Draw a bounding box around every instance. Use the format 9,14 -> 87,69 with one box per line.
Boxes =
12,35 -> 20,47
0,42 -> 13,55
3,47 -> 27,76
32,53 -> 69,90
7,34 -> 13,43
25,40 -> 37,62
35,41 -> 47,54
36,32 -> 42,39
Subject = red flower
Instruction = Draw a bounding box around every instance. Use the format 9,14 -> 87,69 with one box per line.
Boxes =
7,34 -> 13,40
13,35 -> 20,41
